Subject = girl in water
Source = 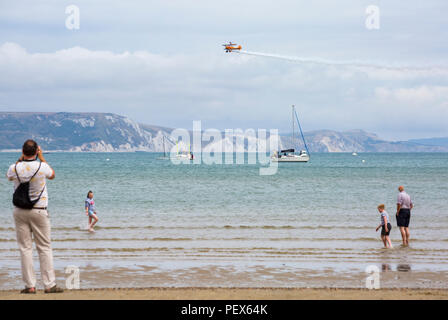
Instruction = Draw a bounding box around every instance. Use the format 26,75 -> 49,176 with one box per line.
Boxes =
85,191 -> 99,232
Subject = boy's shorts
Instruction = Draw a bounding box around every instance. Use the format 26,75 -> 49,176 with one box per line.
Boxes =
381,223 -> 392,236
88,210 -> 97,217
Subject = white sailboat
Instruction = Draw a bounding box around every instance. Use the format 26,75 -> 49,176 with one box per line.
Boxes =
176,141 -> 194,160
271,105 -> 310,163
156,136 -> 170,160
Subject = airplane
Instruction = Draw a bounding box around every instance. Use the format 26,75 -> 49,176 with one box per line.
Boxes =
222,42 -> 242,53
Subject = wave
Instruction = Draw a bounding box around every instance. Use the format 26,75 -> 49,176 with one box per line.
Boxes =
224,225 -> 295,229
41,237 -> 193,242
48,225 -> 373,231
0,235 -> 445,243
4,225 -> 448,232
0,227 -> 15,231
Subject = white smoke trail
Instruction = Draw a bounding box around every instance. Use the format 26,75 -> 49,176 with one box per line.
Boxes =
235,50 -> 448,72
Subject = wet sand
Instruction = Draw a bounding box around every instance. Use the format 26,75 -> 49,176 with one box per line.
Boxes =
1,287 -> 447,300
1,264 -> 448,292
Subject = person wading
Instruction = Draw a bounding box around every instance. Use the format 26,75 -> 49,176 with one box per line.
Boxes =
396,185 -> 413,246
6,140 -> 63,294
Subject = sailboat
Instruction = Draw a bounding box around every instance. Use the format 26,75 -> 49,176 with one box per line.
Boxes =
156,136 -> 170,160
176,141 -> 194,160
271,105 -> 310,162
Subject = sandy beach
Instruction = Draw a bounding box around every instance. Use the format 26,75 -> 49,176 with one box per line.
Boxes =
1,287 -> 448,300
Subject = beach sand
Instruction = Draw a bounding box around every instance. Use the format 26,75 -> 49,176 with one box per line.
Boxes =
1,287 -> 447,300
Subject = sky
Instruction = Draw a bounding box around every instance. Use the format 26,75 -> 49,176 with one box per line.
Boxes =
0,0 -> 447,140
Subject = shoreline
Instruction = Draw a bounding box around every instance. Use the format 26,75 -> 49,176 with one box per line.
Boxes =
1,287 -> 447,300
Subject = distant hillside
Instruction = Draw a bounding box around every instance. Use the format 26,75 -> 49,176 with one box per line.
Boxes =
288,130 -> 448,152
0,112 -> 173,152
408,137 -> 448,148
0,112 -> 447,152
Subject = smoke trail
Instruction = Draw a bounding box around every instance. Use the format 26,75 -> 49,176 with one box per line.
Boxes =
235,50 -> 447,72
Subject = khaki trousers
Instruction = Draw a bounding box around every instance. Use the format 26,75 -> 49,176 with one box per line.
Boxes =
13,207 -> 56,289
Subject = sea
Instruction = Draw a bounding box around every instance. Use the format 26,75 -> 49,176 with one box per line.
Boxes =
0,152 -> 447,289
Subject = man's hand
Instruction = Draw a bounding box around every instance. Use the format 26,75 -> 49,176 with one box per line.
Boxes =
37,146 -> 46,162
16,154 -> 24,164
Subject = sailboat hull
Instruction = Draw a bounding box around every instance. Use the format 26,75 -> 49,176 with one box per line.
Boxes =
271,154 -> 309,162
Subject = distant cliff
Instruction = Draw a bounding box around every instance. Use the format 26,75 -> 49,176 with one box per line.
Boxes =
298,130 -> 448,152
0,112 -> 173,152
0,112 -> 447,152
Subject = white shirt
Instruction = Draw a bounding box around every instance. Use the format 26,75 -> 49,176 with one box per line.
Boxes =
7,160 -> 53,208
397,191 -> 413,209
380,210 -> 390,226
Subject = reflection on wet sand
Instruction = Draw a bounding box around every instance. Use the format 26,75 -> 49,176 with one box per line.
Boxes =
382,264 -> 392,272
381,263 -> 412,272
397,264 -> 412,272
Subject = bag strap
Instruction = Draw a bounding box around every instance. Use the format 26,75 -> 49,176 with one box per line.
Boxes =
33,183 -> 46,205
14,163 -> 21,183
29,161 -> 45,205
15,160 -> 42,183
30,161 -> 42,181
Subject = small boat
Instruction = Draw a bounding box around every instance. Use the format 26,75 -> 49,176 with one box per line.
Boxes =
271,105 -> 310,163
175,141 -> 194,160
352,152 -> 358,156
176,151 -> 194,160
156,136 -> 170,160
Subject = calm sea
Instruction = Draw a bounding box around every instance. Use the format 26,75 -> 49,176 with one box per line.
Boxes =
1,152 -> 447,289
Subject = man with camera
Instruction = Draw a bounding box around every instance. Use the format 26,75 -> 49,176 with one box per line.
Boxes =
6,139 -> 63,294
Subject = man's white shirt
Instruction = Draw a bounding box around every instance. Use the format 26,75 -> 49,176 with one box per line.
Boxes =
7,160 -> 53,208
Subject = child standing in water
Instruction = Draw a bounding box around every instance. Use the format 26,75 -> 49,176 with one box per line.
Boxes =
85,191 -> 99,232
376,204 -> 392,248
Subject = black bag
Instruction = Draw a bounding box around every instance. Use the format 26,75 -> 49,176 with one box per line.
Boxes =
12,161 -> 46,209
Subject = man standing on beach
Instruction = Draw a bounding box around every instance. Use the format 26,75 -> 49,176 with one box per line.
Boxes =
396,185 -> 413,246
6,140 -> 63,294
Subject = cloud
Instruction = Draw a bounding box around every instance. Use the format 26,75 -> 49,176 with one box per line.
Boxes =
375,86 -> 448,105
0,42 -> 447,140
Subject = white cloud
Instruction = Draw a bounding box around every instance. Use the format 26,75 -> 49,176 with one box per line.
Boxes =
0,42 -> 447,140
375,86 -> 448,105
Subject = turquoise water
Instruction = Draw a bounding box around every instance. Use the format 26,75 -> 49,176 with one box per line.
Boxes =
1,152 -> 447,289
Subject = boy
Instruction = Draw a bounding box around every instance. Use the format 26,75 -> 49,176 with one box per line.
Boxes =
376,204 -> 392,248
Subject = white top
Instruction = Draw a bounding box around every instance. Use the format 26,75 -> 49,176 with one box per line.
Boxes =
397,191 -> 413,209
380,210 -> 390,226
7,160 -> 53,208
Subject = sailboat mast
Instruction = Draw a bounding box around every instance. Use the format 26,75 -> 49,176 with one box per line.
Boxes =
293,107 -> 310,156
292,105 -> 295,150
163,135 -> 166,157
